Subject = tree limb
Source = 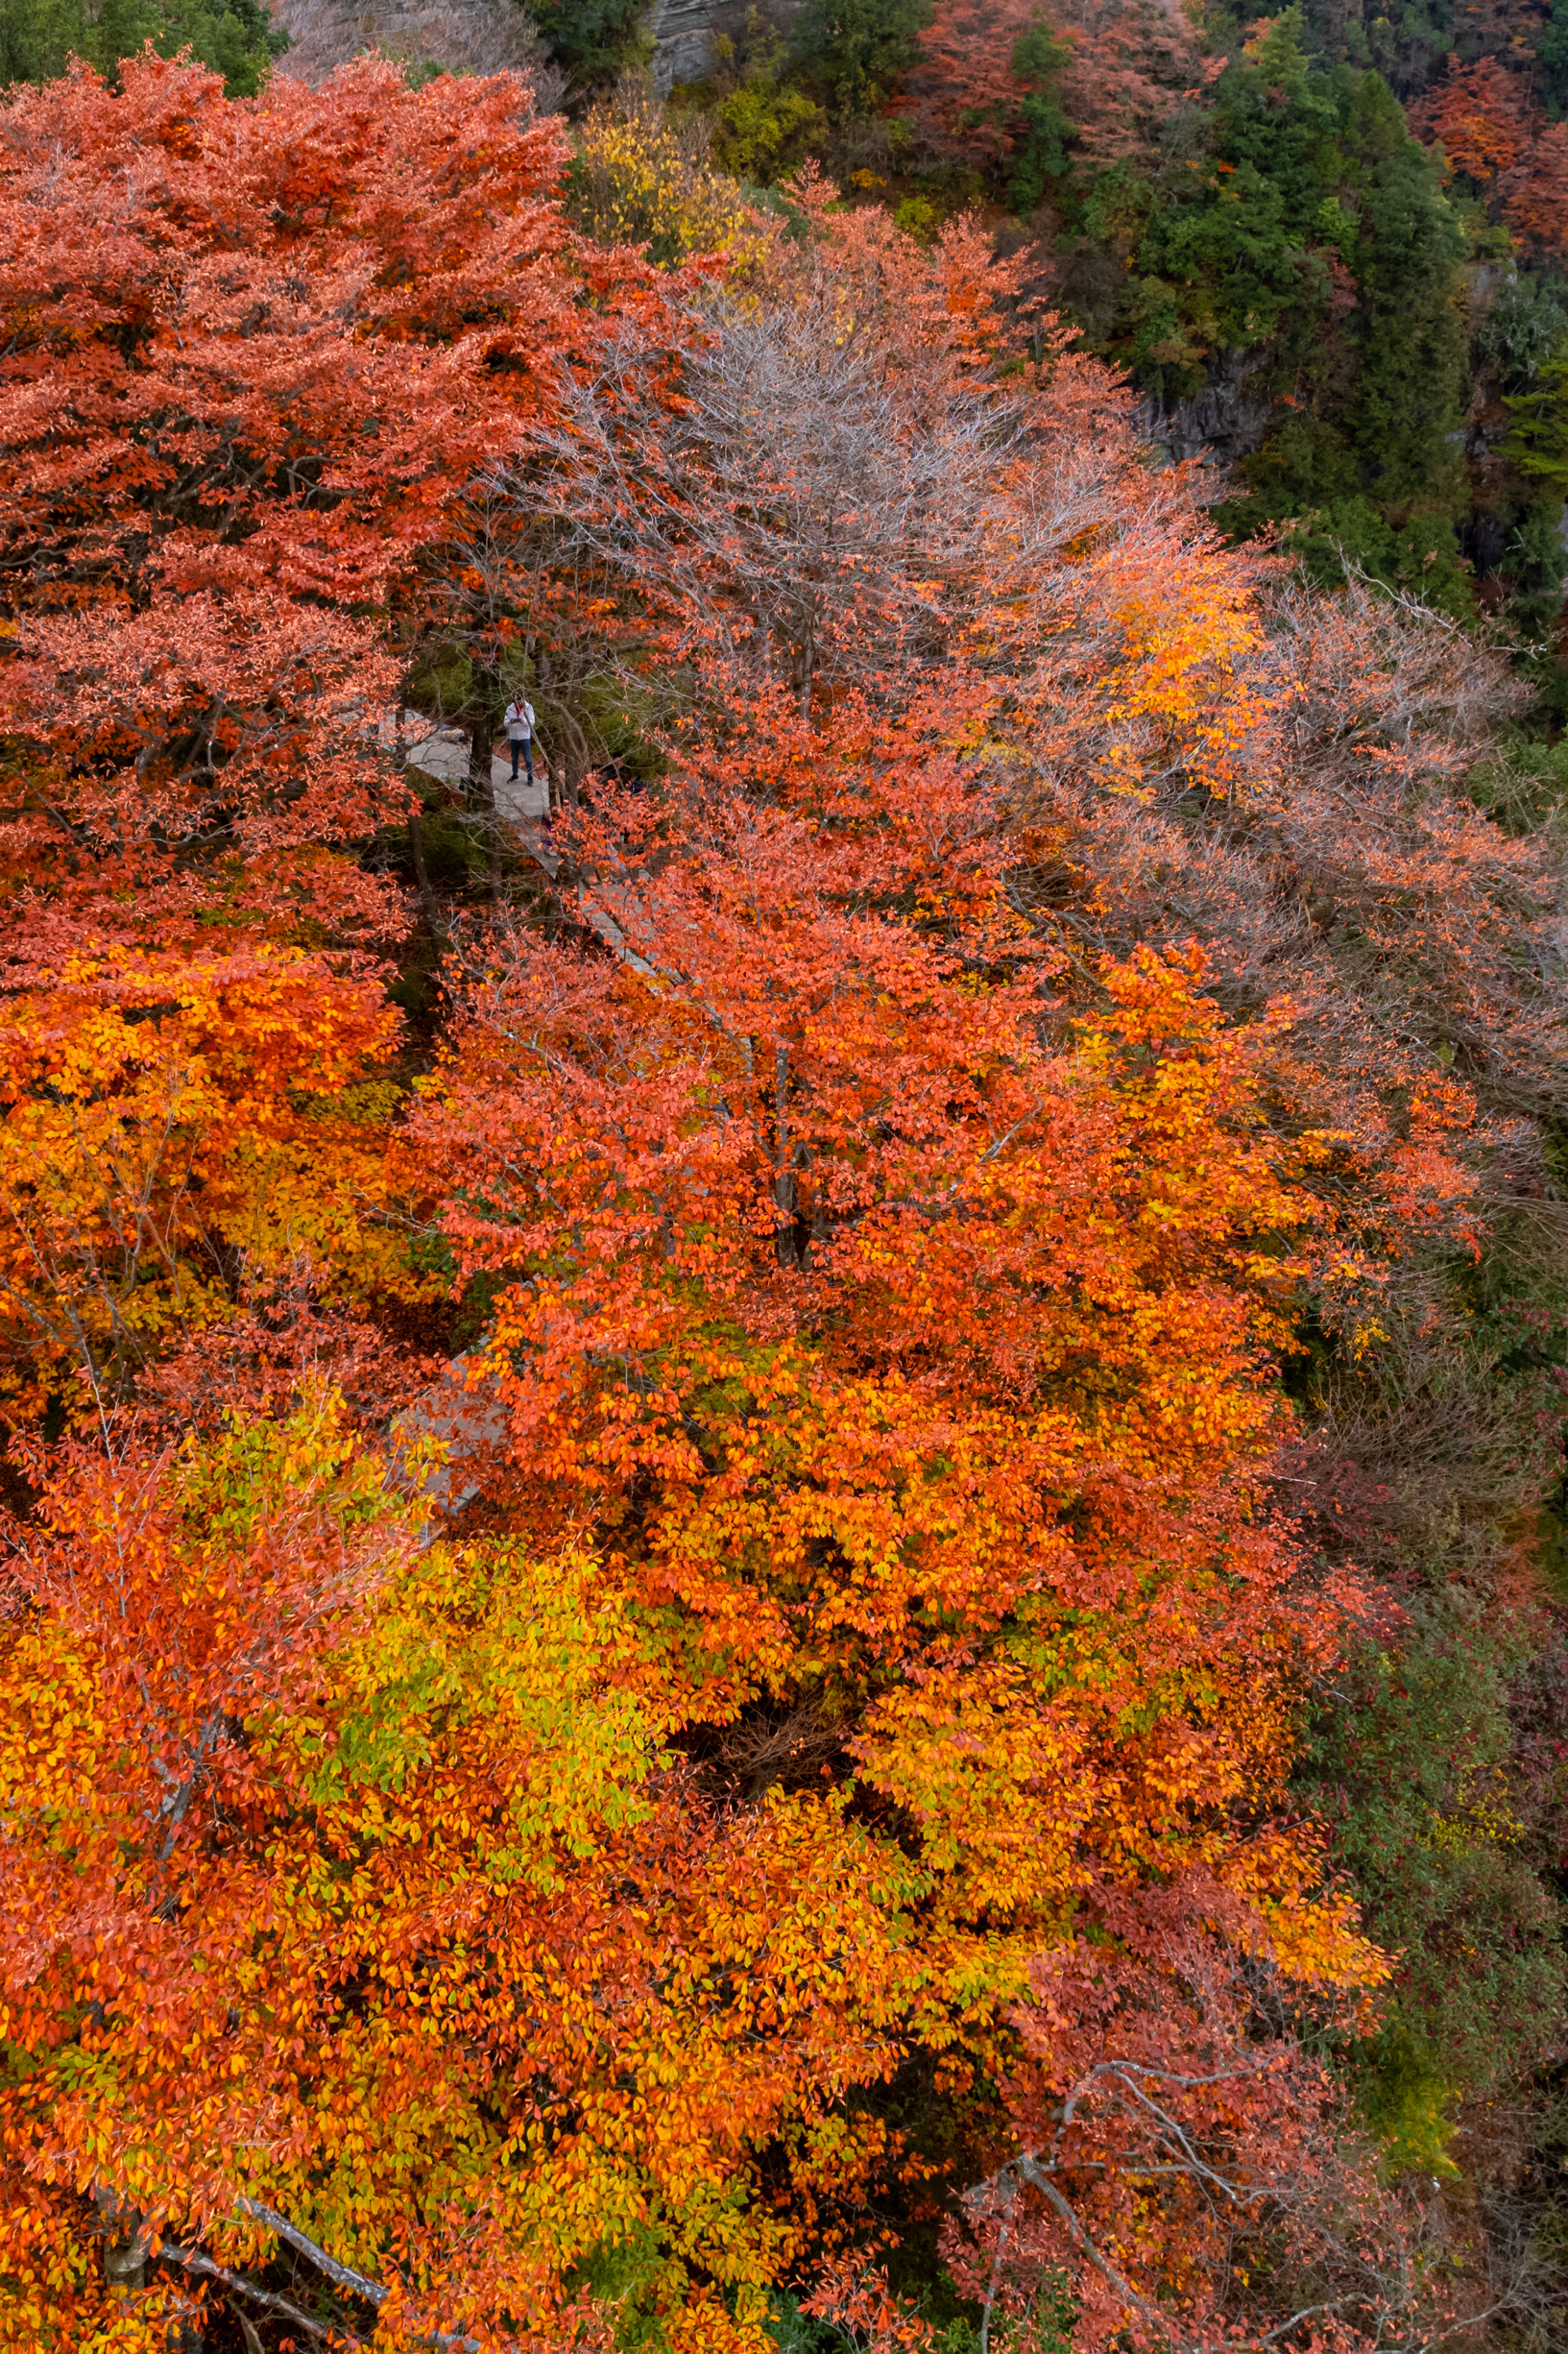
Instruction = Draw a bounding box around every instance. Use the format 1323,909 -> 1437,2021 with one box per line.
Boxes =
231,2200 -> 484,2351
159,2242 -> 362,2348
234,2198 -> 386,2309
1013,2154 -> 1201,2354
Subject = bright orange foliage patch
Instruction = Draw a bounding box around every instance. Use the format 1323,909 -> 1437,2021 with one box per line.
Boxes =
0,946 -> 407,1422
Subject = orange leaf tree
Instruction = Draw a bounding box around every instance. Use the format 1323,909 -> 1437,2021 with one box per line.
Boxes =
0,62 -> 1474,2351
898,0 -> 1075,176
0,1400 -> 927,2351
0,944 -> 416,1426
392,690 -> 1387,2331
1413,52 -> 1531,186
900,0 -> 1199,175
1503,118 -> 1568,267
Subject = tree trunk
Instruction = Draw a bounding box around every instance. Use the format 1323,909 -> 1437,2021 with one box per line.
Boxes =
470,717 -> 502,900
95,2186 -> 148,2294
794,631 -> 814,721
407,802 -> 442,939
774,1043 -> 796,1268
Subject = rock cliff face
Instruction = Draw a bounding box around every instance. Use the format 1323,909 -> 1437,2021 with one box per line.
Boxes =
649,0 -> 726,90
651,0 -> 808,92
266,0 -> 565,98
267,0 -> 795,102
1132,347 -> 1276,471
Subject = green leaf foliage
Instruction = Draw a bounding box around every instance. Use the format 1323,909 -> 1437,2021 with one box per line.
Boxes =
0,0 -> 287,94
1295,1593 -> 1568,2167
1109,38 -> 1468,539
1006,17 -> 1073,213
787,0 -> 934,120
530,0 -> 651,85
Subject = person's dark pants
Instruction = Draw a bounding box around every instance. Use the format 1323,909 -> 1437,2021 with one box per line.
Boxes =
510,740 -> 534,784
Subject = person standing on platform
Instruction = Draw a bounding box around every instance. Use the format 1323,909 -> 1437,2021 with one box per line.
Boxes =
503,695 -> 536,785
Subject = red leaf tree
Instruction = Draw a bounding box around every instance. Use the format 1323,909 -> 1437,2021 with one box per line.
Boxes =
900,0 -> 1198,174
943,1879 -> 1460,2354
0,52 -> 677,956
1503,119 -> 1568,266
1410,53 -> 1531,184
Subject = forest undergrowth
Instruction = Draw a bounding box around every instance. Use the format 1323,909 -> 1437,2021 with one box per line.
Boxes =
1,24 -> 1568,2354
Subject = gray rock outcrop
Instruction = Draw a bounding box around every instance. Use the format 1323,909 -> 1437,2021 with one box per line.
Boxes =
649,0 -> 726,91
267,0 -> 565,99
651,0 -> 804,96
266,0 -> 799,106
1133,346 -> 1276,471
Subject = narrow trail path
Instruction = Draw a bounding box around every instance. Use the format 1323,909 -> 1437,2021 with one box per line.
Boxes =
406,723 -> 558,873
402,724 -> 655,963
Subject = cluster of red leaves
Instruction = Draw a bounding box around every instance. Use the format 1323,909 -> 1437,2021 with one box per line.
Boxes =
0,50 -> 682,955
897,0 -> 1063,168
899,0 -> 1200,173
1410,53 -> 1530,181
943,1879 -> 1458,2354
1408,53 -> 1568,266
1501,117 -> 1568,263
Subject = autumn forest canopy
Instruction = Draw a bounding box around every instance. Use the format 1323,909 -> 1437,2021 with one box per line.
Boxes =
2,6 -> 1568,2351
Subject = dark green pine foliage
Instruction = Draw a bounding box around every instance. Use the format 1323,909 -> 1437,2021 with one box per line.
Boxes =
1291,0 -> 1455,96
1503,342 -> 1568,666
1334,75 -> 1467,498
1542,0 -> 1568,116
1508,346 -> 1568,494
1005,16 -> 1074,214
1294,1591 -> 1568,2173
1232,67 -> 1470,607
1073,12 -> 1470,608
0,0 -> 286,94
1133,13 -> 1345,377
528,0 -> 650,85
787,0 -> 933,120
